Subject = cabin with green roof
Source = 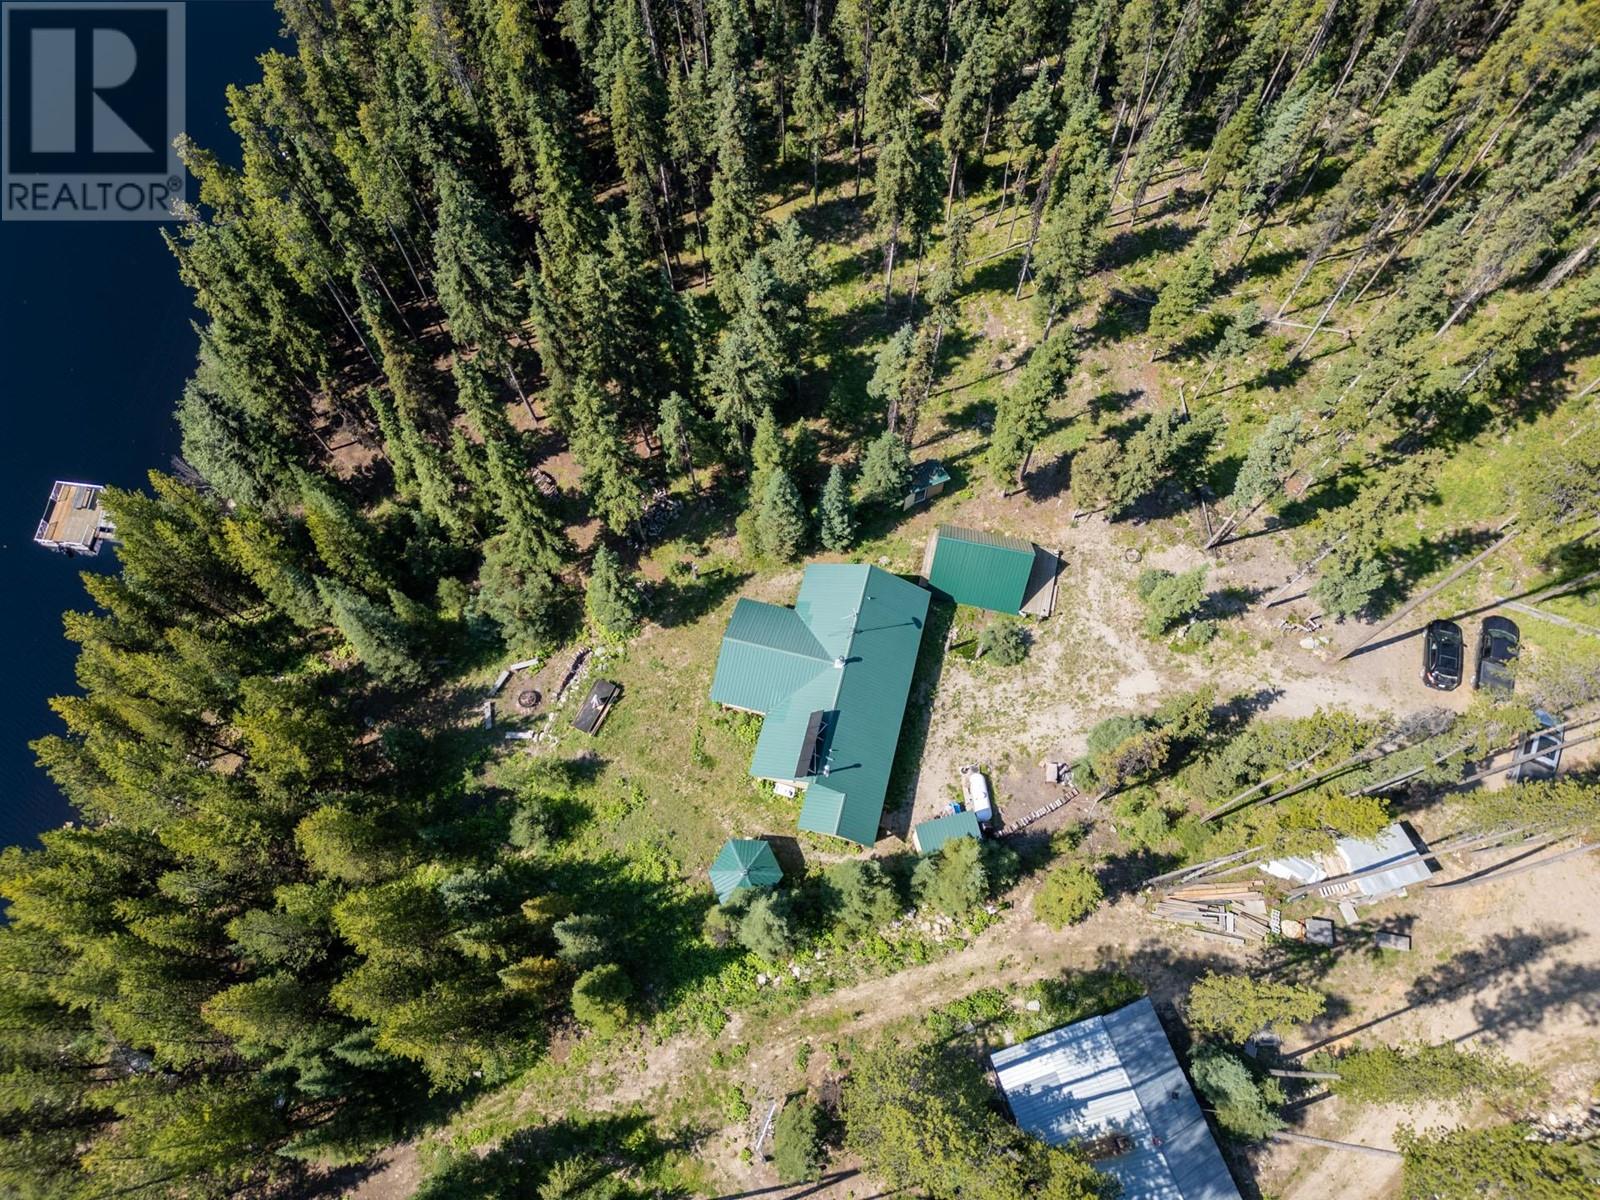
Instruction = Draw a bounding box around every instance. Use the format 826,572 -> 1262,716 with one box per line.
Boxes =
912,810 -> 982,855
920,524 -> 1060,617
709,564 -> 930,846
708,838 -> 783,903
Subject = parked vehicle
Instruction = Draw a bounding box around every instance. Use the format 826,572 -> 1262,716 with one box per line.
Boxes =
1421,619 -> 1465,690
959,765 -> 994,823
1509,710 -> 1563,782
1474,616 -> 1521,695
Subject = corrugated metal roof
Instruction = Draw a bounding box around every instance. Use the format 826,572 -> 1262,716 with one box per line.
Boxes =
991,998 -> 1242,1200
913,810 -> 981,854
712,565 -> 930,846
925,524 -> 1037,614
710,599 -> 833,714
1338,823 -> 1433,897
910,460 -> 951,490
709,838 -> 783,903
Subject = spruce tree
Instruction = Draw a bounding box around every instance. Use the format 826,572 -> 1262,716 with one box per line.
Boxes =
819,464 -> 857,552
859,430 -> 912,508
316,578 -> 422,685
755,468 -> 809,561
585,544 -> 642,641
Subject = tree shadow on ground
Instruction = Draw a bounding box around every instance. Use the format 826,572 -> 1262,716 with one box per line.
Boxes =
653,563 -> 753,629
1216,245 -> 1300,292
1282,925 -> 1586,1058
1087,386 -> 1143,423
1369,527 -> 1502,617
1104,218 -> 1197,272
881,597 -> 956,844
413,1111 -> 702,1200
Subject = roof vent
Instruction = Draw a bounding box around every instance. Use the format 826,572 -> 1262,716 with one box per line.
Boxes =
833,655 -> 847,669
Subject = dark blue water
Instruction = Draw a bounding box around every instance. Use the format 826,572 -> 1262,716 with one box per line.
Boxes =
0,2 -> 282,850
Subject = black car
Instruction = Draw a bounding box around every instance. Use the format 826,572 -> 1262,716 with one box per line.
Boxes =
1474,615 -> 1520,695
1421,619 -> 1464,690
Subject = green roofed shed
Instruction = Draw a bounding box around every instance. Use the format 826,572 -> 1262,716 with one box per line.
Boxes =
912,810 -> 981,855
922,525 -> 1037,614
709,838 -> 783,903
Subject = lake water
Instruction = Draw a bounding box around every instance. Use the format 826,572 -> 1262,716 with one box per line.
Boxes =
0,3 -> 282,852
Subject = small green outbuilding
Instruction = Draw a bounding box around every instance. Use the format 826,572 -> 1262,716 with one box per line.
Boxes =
709,838 -> 784,904
920,524 -> 1060,617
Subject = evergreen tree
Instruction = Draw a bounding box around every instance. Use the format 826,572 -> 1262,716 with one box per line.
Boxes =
585,544 -> 642,641
819,464 -> 857,551
988,335 -> 1075,490
859,430 -> 913,507
316,578 -> 421,685
707,0 -> 763,311
755,468 -> 809,561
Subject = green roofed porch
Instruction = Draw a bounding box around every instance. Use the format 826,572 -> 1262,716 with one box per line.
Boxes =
709,564 -> 930,846
708,838 -> 783,904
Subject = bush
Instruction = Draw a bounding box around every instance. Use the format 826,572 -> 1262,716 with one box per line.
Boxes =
571,964 -> 633,1036
552,914 -> 611,969
1033,863 -> 1103,928
772,1098 -> 828,1183
977,618 -> 1029,665
911,836 -> 988,918
1190,1046 -> 1285,1140
1136,566 -> 1208,636
738,889 -> 799,962
824,859 -> 901,936
1186,973 -> 1325,1043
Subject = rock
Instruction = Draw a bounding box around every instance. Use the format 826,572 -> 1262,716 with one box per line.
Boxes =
756,973 -> 768,986
1026,999 -> 1042,1012
790,964 -> 802,978
1299,636 -> 1318,650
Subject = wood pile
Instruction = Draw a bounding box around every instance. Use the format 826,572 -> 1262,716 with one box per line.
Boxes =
1150,881 -> 1275,942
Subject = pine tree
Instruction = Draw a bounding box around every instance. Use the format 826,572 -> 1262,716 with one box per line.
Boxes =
858,430 -> 912,508
867,324 -> 915,433
794,33 -> 839,205
316,578 -> 421,685
989,334 -> 1075,491
585,544 -> 642,641
707,0 -> 763,312
819,464 -> 856,551
755,468 -> 809,561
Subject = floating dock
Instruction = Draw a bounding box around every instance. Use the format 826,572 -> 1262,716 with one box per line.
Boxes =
34,481 -> 115,555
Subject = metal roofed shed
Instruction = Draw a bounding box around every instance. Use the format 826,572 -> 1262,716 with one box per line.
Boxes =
34,481 -> 115,555
1338,823 -> 1434,898
903,459 -> 951,509
708,838 -> 783,904
571,680 -> 621,734
911,809 -> 981,854
709,564 -> 931,846
920,524 -> 1059,617
991,997 -> 1242,1200
1260,822 -> 1434,901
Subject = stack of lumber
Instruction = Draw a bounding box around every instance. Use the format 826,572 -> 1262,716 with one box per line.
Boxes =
1151,882 -> 1274,943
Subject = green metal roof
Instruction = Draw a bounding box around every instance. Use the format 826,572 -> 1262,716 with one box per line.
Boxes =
913,810 -> 981,855
709,838 -> 783,903
910,460 -> 951,490
709,564 -> 931,846
925,524 -> 1036,614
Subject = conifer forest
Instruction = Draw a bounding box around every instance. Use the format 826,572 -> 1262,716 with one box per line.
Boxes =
4,0 -> 1600,1197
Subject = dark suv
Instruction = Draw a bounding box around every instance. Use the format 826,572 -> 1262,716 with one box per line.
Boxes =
1421,620 -> 1464,690
1474,615 -> 1520,695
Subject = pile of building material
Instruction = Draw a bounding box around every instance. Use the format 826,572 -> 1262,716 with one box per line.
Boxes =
1151,881 -> 1275,942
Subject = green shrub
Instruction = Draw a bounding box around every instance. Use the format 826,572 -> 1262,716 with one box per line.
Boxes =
738,890 -> 799,962
977,618 -> 1029,665
1136,566 -> 1209,636
1032,863 -> 1103,928
571,964 -> 634,1036
772,1098 -> 828,1182
1190,1046 -> 1285,1140
1186,973 -> 1325,1042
